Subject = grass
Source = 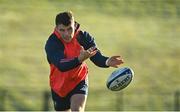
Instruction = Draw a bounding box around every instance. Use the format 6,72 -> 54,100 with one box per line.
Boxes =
0,0 -> 180,111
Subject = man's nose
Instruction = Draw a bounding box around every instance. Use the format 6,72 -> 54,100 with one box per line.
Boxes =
64,30 -> 69,36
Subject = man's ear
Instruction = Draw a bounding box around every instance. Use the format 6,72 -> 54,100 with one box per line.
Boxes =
55,25 -> 59,30
74,21 -> 80,31
74,21 -> 77,26
55,26 -> 59,32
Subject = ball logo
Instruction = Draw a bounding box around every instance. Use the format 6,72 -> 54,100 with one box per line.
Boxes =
111,75 -> 130,90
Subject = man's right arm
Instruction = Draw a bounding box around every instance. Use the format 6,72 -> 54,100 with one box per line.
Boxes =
45,36 -> 81,72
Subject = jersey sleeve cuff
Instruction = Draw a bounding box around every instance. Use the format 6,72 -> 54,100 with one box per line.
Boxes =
105,58 -> 110,66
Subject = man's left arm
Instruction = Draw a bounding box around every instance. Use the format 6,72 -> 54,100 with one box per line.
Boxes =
90,51 -> 109,68
77,31 -> 109,68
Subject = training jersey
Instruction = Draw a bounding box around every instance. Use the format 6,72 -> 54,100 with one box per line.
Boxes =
45,23 -> 109,97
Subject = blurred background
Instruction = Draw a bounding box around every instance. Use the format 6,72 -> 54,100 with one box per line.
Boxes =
0,0 -> 179,111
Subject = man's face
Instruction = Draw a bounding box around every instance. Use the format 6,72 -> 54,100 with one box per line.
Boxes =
56,21 -> 75,42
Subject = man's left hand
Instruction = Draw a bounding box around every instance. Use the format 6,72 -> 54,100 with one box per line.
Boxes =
106,56 -> 124,68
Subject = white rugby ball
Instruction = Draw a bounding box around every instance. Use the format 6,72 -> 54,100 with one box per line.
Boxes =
106,67 -> 134,91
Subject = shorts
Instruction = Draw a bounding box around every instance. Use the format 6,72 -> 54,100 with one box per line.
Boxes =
51,80 -> 88,111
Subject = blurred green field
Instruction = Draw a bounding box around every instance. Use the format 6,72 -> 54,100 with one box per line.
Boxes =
0,0 -> 180,111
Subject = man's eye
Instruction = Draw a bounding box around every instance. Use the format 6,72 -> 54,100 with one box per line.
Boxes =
68,27 -> 72,31
59,29 -> 64,32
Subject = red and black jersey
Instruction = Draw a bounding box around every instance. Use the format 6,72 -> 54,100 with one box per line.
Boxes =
45,23 -> 109,97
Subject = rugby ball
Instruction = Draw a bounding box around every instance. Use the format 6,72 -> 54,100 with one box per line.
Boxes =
106,67 -> 134,91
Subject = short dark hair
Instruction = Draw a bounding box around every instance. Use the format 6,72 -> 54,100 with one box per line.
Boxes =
55,11 -> 74,26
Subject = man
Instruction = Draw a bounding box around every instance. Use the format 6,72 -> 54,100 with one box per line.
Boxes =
45,11 -> 124,111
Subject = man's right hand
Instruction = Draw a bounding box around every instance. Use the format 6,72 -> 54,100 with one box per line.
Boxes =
78,46 -> 98,63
